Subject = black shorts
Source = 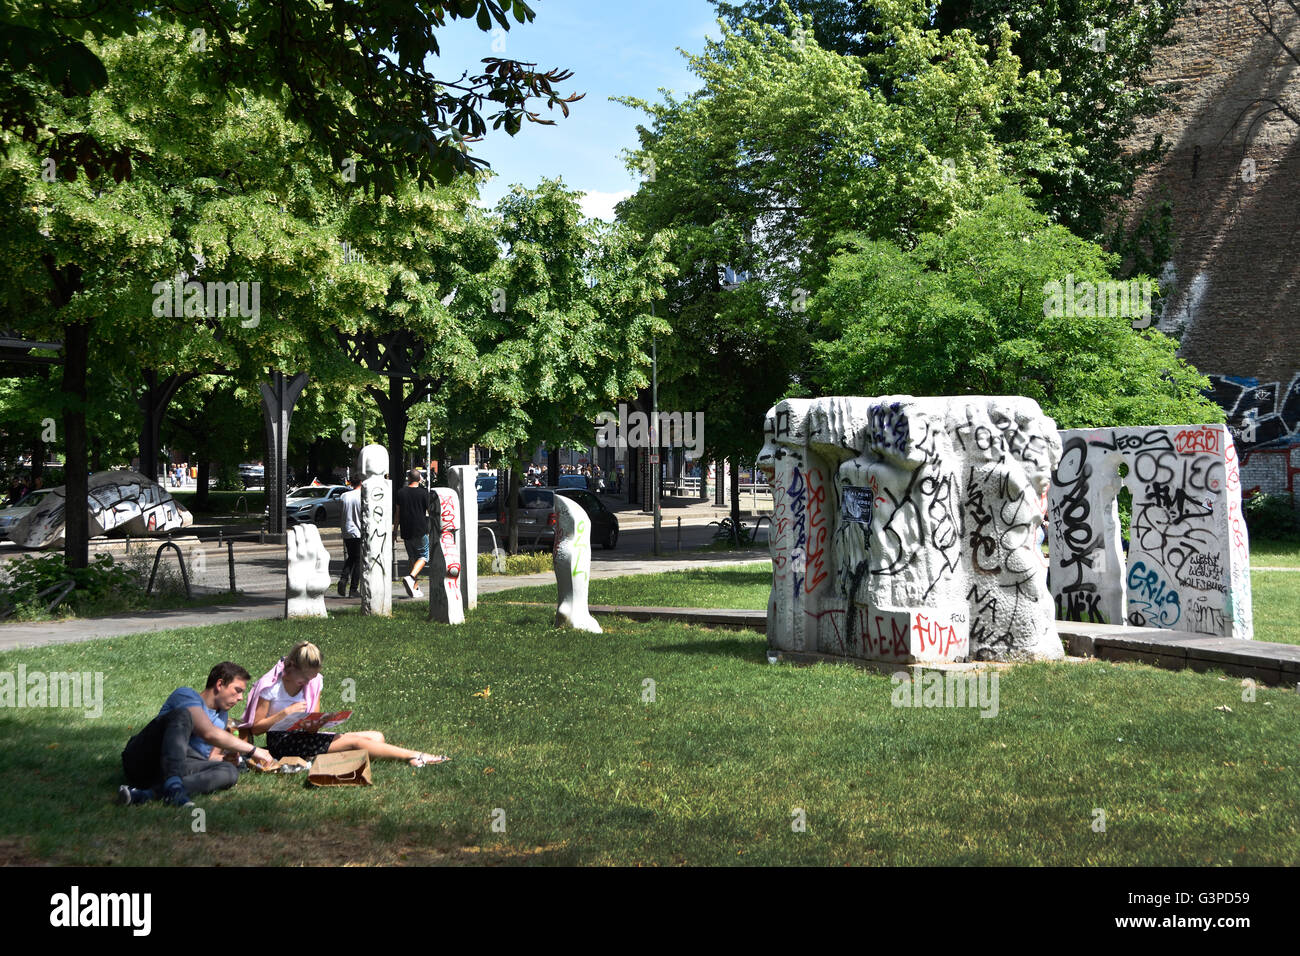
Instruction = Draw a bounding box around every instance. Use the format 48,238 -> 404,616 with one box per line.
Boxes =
266,731 -> 336,761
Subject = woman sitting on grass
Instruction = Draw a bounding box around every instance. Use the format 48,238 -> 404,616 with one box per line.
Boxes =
240,641 -> 447,768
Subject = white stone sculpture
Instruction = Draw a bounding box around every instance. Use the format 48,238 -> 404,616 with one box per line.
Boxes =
358,444 -> 392,617
448,465 -> 478,614
428,487 -> 465,625
286,523 -> 330,618
11,470 -> 192,550
1049,424 -> 1252,638
553,495 -> 601,633
760,396 -> 1064,663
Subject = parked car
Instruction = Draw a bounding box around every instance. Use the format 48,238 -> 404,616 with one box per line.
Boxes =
498,486 -> 619,550
475,474 -> 498,514
281,484 -> 349,525
0,488 -> 58,540
239,463 -> 265,489
558,474 -> 590,491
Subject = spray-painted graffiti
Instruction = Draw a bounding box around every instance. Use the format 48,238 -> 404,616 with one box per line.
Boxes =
429,488 -> 464,625
761,396 -> 1062,663
1207,372 -> 1300,451
10,470 -> 192,550
1048,424 -> 1252,639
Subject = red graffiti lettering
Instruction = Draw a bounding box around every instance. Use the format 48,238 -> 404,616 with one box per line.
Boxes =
1174,426 -> 1221,456
806,470 -> 829,594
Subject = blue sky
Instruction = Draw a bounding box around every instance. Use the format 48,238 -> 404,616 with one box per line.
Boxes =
430,0 -> 721,219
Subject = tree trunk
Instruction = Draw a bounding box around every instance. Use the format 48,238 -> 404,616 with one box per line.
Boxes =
62,320 -> 90,569
30,439 -> 44,483
547,448 -> 559,487
730,459 -> 742,546
506,465 -> 520,554
195,459 -> 211,511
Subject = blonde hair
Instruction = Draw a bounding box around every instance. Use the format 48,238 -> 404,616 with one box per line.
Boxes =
285,641 -> 322,672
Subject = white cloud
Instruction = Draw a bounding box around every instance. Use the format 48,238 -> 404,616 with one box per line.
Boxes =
580,189 -> 634,222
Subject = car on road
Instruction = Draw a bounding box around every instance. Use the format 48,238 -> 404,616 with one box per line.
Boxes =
558,474 -> 590,491
240,463 -> 265,489
475,474 -> 498,514
498,486 -> 619,550
283,484 -> 349,525
0,488 -> 58,540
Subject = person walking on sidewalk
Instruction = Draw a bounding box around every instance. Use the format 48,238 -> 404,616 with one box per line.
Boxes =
337,476 -> 362,597
393,468 -> 429,599
118,662 -> 272,808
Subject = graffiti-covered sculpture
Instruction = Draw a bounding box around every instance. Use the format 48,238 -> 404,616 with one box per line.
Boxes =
428,487 -> 465,625
286,523 -> 330,618
553,495 -> 601,633
358,444 -> 392,617
11,469 -> 192,550
1049,424 -> 1252,639
760,396 -> 1064,663
448,465 -> 478,614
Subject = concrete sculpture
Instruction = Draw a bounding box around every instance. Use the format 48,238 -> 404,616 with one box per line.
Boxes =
553,494 -> 601,633
448,465 -> 478,614
286,523 -> 330,618
759,396 -> 1063,662
11,470 -> 192,550
428,487 -> 465,625
1049,424 -> 1252,638
358,444 -> 392,616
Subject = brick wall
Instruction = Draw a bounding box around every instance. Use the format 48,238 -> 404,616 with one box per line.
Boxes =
1123,0 -> 1300,492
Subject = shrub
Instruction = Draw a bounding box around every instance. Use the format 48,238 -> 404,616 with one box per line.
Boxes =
0,552 -> 144,618
1244,492 -> 1299,541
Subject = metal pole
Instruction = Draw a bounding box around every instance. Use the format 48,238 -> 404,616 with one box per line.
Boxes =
652,318 -> 661,557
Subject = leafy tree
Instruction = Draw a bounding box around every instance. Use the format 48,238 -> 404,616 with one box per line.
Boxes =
710,0 -> 1186,248
617,7 -> 1067,529
1,1 -> 580,192
461,179 -> 673,550
809,186 -> 1222,427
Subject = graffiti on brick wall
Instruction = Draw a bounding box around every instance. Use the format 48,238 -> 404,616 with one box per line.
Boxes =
760,396 -> 1061,663
1048,425 -> 1253,640
1207,373 -> 1300,451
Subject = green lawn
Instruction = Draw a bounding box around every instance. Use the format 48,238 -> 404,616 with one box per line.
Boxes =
1250,539 -> 1300,568
483,564 -> 773,610
489,562 -> 1300,647
0,597 -> 1297,866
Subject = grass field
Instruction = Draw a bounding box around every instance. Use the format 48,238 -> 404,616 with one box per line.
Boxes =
488,562 -> 1300,648
0,592 -> 1297,866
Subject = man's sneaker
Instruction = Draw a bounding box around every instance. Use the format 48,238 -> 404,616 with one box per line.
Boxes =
163,783 -> 194,808
412,586 -> 423,599
337,576 -> 347,597
402,575 -> 416,598
118,785 -> 154,805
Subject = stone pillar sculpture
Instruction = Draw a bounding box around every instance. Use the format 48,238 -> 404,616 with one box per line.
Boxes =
554,495 -> 601,633
286,523 -> 330,618
1049,423 -> 1252,638
761,395 -> 1064,663
358,443 -> 392,616
448,465 -> 478,614
428,487 -> 465,625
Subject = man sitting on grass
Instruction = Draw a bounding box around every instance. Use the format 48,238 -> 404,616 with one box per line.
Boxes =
118,662 -> 272,808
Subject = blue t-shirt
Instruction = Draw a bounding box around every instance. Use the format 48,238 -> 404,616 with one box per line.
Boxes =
158,687 -> 227,759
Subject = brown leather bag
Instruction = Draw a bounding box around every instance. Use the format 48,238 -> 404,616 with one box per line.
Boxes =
307,750 -> 372,787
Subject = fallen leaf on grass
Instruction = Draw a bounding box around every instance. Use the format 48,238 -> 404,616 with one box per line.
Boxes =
472,686 -> 491,699
1215,705 -> 1233,713
484,767 -> 494,775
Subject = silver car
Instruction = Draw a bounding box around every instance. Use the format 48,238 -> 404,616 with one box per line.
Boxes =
0,488 -> 58,540
284,485 -> 349,525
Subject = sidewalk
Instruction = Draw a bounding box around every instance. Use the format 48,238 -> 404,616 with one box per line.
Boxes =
0,552 -> 771,651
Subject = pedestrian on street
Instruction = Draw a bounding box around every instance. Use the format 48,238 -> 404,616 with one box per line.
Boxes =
393,468 -> 429,599
337,476 -> 362,598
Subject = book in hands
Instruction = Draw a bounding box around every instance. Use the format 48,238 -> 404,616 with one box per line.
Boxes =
285,710 -> 352,733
